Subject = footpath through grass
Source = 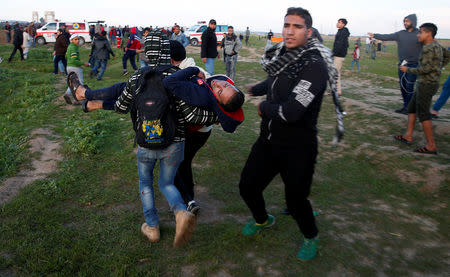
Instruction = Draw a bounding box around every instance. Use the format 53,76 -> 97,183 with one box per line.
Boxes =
0,38 -> 449,276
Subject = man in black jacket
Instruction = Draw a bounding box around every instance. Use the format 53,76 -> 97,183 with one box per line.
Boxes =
90,31 -> 115,80
332,18 -> 350,95
239,7 -> 338,262
201,19 -> 219,75
8,24 -> 24,63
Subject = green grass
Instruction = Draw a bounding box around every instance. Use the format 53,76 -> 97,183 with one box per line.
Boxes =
0,39 -> 449,276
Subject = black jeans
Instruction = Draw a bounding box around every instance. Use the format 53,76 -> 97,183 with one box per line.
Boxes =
239,137 -> 318,239
54,55 -> 67,74
8,45 -> 23,61
174,130 -> 212,204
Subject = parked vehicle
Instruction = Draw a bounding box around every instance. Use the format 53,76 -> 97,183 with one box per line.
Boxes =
184,23 -> 228,46
35,21 -> 91,45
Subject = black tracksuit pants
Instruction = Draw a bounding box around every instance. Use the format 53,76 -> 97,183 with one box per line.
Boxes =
174,130 -> 212,204
8,45 -> 24,62
239,137 -> 319,239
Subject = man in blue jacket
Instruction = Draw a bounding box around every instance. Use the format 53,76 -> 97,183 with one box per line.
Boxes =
369,14 -> 422,114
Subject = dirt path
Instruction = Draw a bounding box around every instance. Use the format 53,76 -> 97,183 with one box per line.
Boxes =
0,128 -> 63,205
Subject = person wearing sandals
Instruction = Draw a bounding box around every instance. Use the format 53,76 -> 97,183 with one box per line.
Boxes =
395,23 -> 450,154
64,34 -> 89,104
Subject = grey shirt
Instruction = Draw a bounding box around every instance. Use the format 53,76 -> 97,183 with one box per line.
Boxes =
374,30 -> 422,63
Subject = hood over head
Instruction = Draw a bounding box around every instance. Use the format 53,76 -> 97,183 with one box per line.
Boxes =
404,14 -> 417,29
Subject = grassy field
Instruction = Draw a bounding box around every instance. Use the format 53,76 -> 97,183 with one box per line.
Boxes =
0,36 -> 449,276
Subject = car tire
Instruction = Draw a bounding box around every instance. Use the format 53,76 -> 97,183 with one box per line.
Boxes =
190,38 -> 199,46
78,37 -> 85,46
36,37 -> 46,45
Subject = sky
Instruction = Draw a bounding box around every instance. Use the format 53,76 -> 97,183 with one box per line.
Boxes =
2,0 -> 450,38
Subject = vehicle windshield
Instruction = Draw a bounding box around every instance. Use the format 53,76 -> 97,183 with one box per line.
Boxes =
188,25 -> 200,31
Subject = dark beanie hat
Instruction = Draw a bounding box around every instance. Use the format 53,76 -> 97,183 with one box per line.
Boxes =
169,40 -> 186,61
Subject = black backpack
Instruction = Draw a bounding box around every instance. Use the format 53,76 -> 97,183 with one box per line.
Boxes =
132,67 -> 177,149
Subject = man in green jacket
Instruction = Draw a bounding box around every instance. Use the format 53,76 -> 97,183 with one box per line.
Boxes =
64,34 -> 89,104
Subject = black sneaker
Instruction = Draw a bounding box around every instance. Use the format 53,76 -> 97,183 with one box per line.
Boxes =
122,70 -> 128,76
395,108 -> 408,115
187,201 -> 200,216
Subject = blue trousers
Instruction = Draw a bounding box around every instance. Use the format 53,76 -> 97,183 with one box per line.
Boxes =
398,62 -> 418,110
433,75 -> 450,112
85,82 -> 127,110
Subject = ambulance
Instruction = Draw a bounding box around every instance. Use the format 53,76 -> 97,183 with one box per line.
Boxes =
184,21 -> 228,46
35,21 -> 91,45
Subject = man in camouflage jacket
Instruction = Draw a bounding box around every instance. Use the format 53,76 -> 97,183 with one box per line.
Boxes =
396,23 -> 450,154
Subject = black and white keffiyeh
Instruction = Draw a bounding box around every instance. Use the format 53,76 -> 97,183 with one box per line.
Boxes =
260,37 -> 344,144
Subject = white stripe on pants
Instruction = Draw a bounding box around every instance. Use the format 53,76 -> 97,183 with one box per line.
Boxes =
333,56 -> 345,95
66,66 -> 84,96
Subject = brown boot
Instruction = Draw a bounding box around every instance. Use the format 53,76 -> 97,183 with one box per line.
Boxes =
173,210 -> 197,248
141,223 -> 160,242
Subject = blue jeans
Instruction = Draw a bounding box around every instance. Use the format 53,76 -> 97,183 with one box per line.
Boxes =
433,75 -> 450,112
205,58 -> 215,75
110,36 -> 116,46
350,59 -> 360,71
91,59 -> 108,79
140,60 -> 149,68
53,55 -> 67,74
137,142 -> 186,227
398,62 -> 418,110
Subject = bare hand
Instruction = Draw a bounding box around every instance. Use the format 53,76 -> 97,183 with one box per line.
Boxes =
84,62 -> 90,67
52,51 -> 55,56
202,58 -> 206,64
197,71 -> 206,80
399,65 -> 408,73
245,84 -> 254,96
257,103 -> 262,117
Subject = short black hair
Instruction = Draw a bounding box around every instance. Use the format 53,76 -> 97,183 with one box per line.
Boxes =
144,27 -> 151,33
222,88 -> 244,113
420,23 -> 437,38
338,18 -> 348,25
228,26 -> 234,29
285,7 -> 313,28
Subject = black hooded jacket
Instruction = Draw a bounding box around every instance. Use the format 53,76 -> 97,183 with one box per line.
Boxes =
90,35 -> 115,60
201,27 -> 218,59
333,27 -> 350,57
13,26 -> 23,47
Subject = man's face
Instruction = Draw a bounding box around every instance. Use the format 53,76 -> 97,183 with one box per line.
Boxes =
417,27 -> 430,43
143,30 -> 149,37
174,27 -> 180,34
282,14 -> 311,49
404,18 -> 412,30
211,80 -> 236,105
336,20 -> 345,29
209,23 -> 216,31
227,28 -> 234,36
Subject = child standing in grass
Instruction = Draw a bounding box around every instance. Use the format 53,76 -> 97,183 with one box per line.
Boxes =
396,23 -> 450,154
350,43 -> 360,72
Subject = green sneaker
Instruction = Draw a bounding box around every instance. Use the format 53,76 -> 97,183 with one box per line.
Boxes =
297,236 -> 319,261
242,214 -> 275,236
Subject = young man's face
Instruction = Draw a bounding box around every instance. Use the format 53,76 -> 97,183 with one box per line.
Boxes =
336,20 -> 345,29
71,37 -> 80,45
209,23 -> 216,31
282,14 -> 312,49
211,80 -> 236,106
174,27 -> 180,34
404,18 -> 412,30
417,27 -> 431,43
227,28 -> 234,36
143,30 -> 149,37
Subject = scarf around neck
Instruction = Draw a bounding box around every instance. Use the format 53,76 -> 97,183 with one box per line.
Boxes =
260,37 -> 344,144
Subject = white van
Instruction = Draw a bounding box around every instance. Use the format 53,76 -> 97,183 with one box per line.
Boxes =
184,23 -> 228,46
35,21 -> 91,45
